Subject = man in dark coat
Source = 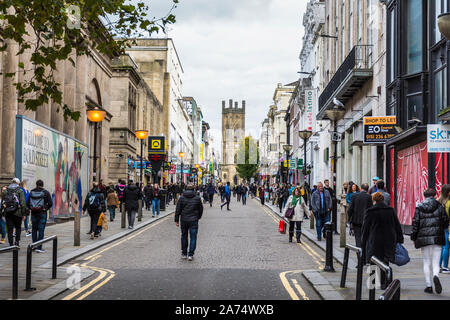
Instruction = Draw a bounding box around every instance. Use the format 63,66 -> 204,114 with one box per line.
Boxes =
175,185 -> 203,261
348,183 -> 373,247
83,182 -> 106,239
206,183 -> 215,207
143,183 -> 153,211
123,180 -> 142,229
310,182 -> 332,241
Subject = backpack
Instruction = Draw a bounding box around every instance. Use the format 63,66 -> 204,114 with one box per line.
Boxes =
117,185 -> 125,200
88,192 -> 102,211
3,188 -> 20,214
29,189 -> 46,213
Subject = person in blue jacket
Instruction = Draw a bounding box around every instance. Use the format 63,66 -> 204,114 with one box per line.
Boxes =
20,180 -> 31,237
220,182 -> 231,211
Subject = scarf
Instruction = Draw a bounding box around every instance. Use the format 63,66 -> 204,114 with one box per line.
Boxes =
291,195 -> 301,206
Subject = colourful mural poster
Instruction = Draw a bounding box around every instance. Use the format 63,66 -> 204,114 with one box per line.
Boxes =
396,141 -> 428,226
16,116 -> 89,221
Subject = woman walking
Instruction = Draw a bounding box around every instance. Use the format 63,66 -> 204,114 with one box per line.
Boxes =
259,185 -> 265,206
283,187 -> 309,243
438,184 -> 450,273
106,188 -> 119,222
411,188 -> 449,294
346,183 -> 360,204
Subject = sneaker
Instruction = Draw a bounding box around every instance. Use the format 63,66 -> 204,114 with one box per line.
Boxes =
317,237 -> 322,241
434,276 -> 442,294
25,231 -> 32,237
36,249 -> 46,253
188,256 -> 193,261
0,239 -> 5,244
181,255 -> 187,260
90,233 -> 94,240
424,287 -> 433,294
94,235 -> 99,238
441,267 -> 450,274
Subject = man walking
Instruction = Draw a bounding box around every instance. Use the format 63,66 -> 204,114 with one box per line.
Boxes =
368,177 -> 380,195
310,182 -> 332,241
27,180 -> 53,252
123,180 -> 141,229
348,183 -> 372,247
143,182 -> 153,211
1,178 -> 27,247
375,180 -> 391,206
83,182 -> 106,239
175,185 -> 203,261
206,183 -> 215,207
220,182 -> 231,211
241,184 -> 248,205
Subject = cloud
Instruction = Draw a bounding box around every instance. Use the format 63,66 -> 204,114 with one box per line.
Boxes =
144,0 -> 307,154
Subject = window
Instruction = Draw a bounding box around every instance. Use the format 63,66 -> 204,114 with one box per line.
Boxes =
356,0 -> 362,45
406,0 -> 423,74
434,0 -> 447,44
407,94 -> 423,124
434,68 -> 447,116
349,0 -> 353,48
388,7 -> 395,83
341,0 -> 345,62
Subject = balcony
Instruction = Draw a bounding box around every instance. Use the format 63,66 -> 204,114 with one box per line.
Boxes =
317,45 -> 373,120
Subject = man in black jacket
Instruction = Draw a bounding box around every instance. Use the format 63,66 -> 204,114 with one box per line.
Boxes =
348,183 -> 372,247
83,182 -> 106,239
143,183 -> 153,211
123,180 -> 142,229
175,185 -> 203,261
27,180 -> 53,252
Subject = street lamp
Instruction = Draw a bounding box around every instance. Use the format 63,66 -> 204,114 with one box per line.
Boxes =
135,130 -> 149,186
438,13 -> 450,39
299,130 -> 313,182
179,152 -> 185,184
283,144 -> 293,184
325,101 -> 346,234
86,108 -> 106,182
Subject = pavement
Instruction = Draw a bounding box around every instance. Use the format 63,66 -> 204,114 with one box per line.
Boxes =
261,196 -> 450,300
0,202 -> 176,300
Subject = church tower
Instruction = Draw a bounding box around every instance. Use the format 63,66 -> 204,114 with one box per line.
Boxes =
221,99 -> 246,185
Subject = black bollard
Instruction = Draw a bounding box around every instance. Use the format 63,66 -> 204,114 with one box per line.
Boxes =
323,222 -> 335,272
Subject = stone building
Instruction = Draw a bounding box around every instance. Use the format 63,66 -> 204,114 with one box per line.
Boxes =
221,99 -> 245,185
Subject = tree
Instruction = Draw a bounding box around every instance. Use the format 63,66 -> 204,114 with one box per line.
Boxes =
0,0 -> 179,121
236,136 -> 260,182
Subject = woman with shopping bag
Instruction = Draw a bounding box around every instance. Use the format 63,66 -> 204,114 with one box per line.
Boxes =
283,187 -> 310,243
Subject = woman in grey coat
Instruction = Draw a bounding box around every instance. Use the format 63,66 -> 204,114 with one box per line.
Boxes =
283,187 -> 310,243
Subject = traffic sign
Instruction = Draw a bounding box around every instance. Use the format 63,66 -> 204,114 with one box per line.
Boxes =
148,136 -> 165,155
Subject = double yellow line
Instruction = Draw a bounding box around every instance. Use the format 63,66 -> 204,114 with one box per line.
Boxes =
62,214 -> 172,300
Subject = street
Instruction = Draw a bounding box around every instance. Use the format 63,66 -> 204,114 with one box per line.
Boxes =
54,197 -> 322,300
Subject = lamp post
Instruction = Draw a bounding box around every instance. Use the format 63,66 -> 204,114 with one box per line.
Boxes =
438,13 -> 450,39
299,130 -> 313,183
178,152 -> 185,184
86,108 -> 106,182
325,102 -> 346,234
283,144 -> 293,184
135,130 -> 149,186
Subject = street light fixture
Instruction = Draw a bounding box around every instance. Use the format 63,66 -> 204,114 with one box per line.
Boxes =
283,144 -> 293,184
438,13 -> 450,40
135,130 -> 149,186
86,108 -> 106,182
299,130 -> 313,180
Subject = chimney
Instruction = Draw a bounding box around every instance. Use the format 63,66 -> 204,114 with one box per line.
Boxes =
235,101 -> 238,109
242,100 -> 246,110
222,100 -> 225,112
229,99 -> 233,108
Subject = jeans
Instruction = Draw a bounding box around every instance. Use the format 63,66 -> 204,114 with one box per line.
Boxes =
242,194 -> 247,205
6,215 -> 22,245
221,194 -> 230,210
180,220 -> 198,257
127,210 -> 136,227
313,211 -> 331,239
31,212 -> 47,250
108,206 -> 116,221
0,218 -> 6,239
237,194 -> 241,202
89,212 -> 100,235
353,224 -> 362,248
221,193 -> 225,202
440,229 -> 450,269
24,215 -> 30,232
209,194 -> 214,207
152,199 -> 160,216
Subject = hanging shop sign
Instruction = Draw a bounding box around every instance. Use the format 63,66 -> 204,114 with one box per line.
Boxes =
305,89 -> 315,131
147,136 -> 166,155
427,124 -> 450,153
363,116 -> 397,144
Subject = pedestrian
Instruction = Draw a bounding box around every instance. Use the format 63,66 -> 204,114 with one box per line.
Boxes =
220,182 -> 231,211
438,184 -> 450,273
96,211 -> 108,236
123,180 -> 141,229
361,192 -> 403,288
241,184 -> 248,205
375,180 -> 391,206
346,183 -> 360,204
115,180 -> 126,212
27,179 -> 53,252
0,186 -> 7,243
283,187 -> 310,243
19,180 -> 32,238
175,184 -> 203,261
99,179 -> 107,198
1,178 -> 27,247
259,185 -> 265,206
310,182 -> 332,241
152,184 -> 161,217
411,188 -> 449,294
347,183 -> 372,247
83,182 -> 106,239
368,177 -> 380,195
106,188 -> 119,222
206,183 -> 215,207
143,182 -> 153,211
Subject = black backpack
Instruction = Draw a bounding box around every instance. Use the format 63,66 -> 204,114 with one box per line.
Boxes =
3,189 -> 20,214
30,189 -> 46,213
87,192 -> 102,211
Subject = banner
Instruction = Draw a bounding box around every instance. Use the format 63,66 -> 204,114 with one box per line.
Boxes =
305,89 -> 315,131
16,116 -> 89,220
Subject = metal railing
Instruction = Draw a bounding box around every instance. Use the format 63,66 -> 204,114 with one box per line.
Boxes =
379,279 -> 401,300
318,45 -> 373,112
25,235 -> 58,291
0,245 -> 19,299
369,256 -> 393,300
340,244 -> 363,300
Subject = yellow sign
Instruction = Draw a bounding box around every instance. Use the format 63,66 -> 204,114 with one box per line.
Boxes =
199,144 -> 204,162
151,139 -> 161,149
363,116 -> 397,125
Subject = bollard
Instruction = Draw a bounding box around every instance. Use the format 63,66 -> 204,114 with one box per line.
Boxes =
138,199 -> 143,222
323,222 -> 335,272
121,202 -> 126,229
310,211 -> 315,230
340,204 -> 347,248
52,238 -> 58,279
332,198 -> 339,235
12,249 -> 18,300
74,211 -> 80,246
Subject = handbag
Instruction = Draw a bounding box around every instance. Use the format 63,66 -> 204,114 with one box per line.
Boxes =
393,243 -> 410,266
278,220 -> 287,234
285,207 -> 295,219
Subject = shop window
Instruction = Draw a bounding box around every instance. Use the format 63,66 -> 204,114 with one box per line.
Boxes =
406,94 -> 424,125
406,0 -> 423,74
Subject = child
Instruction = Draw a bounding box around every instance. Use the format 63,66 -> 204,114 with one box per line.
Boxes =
96,212 -> 108,237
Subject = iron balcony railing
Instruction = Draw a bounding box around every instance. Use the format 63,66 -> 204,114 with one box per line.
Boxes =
318,45 -> 373,112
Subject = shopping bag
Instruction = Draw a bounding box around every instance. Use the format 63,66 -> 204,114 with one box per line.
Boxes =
278,220 -> 286,234
393,243 -> 410,266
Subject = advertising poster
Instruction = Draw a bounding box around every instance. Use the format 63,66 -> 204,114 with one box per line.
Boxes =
16,116 -> 89,220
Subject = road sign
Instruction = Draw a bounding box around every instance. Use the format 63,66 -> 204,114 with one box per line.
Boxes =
363,116 -> 397,144
148,136 -> 165,155
331,132 -> 342,142
297,158 -> 303,170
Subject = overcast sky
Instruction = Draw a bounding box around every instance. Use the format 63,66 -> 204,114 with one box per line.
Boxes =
147,0 -> 308,154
